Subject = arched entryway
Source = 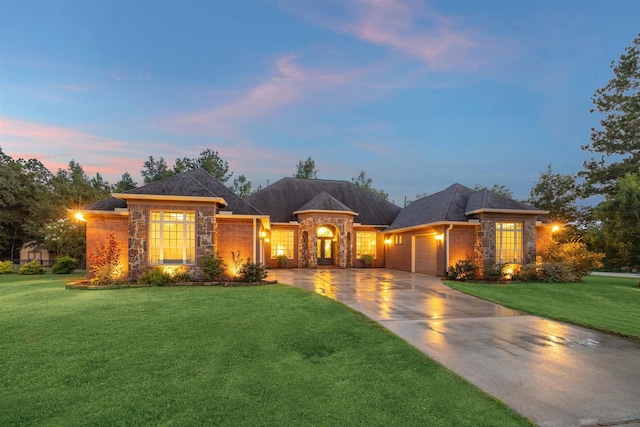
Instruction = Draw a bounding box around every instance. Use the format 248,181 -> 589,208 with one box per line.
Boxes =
317,225 -> 338,266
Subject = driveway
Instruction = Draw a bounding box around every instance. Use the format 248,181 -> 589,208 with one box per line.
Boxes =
267,268 -> 640,427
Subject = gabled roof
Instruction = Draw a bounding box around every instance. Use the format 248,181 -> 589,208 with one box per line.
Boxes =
245,177 -> 401,224
386,184 -> 475,231
85,169 -> 263,216
386,184 -> 548,232
294,191 -> 357,215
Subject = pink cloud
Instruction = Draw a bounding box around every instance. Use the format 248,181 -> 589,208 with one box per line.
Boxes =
287,0 -> 515,72
161,55 -> 363,135
0,116 -> 148,182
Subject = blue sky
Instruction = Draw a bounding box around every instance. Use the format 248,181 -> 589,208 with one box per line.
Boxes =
1,0 -> 638,205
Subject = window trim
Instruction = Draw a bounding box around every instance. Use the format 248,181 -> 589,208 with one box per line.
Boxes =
149,210 -> 196,265
270,229 -> 295,259
356,231 -> 377,259
495,221 -> 523,264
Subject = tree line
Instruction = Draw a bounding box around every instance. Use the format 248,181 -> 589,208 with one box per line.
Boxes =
1,34 -> 638,270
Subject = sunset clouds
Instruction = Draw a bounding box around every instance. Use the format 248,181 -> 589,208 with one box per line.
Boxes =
1,0 -> 638,201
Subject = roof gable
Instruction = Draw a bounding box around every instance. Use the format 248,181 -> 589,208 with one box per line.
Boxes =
294,191 -> 356,215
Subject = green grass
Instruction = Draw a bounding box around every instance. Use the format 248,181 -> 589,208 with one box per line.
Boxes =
446,275 -> 640,340
0,273 -> 530,426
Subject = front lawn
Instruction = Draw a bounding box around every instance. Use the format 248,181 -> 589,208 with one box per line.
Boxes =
0,274 -> 530,426
445,275 -> 640,340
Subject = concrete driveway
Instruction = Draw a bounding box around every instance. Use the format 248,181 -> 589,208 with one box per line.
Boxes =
267,268 -> 640,427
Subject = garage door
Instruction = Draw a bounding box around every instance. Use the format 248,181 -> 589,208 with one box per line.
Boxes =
414,235 -> 437,275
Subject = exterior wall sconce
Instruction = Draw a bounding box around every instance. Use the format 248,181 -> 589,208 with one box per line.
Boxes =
384,238 -> 392,245
551,225 -> 560,233
74,212 -> 86,222
434,234 -> 444,241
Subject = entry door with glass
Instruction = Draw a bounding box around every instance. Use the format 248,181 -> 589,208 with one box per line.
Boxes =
316,226 -> 335,266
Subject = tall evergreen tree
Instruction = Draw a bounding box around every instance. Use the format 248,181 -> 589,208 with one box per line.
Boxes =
580,33 -> 640,196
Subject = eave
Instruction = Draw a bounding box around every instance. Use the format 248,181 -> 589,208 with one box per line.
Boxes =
382,220 -> 477,234
112,193 -> 227,206
464,208 -> 550,216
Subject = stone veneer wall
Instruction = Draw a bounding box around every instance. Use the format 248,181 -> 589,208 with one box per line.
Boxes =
127,202 -> 216,279
297,213 -> 354,268
474,213 -> 538,276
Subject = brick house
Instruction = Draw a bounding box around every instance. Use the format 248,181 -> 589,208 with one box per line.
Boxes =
80,169 -> 553,280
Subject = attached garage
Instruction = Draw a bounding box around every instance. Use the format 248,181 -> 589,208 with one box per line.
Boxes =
412,235 -> 438,275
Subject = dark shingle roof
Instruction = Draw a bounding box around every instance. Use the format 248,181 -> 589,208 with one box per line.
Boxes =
246,177 -> 401,224
386,184 -> 546,232
85,169 -> 263,215
295,191 -> 356,214
84,197 -> 127,211
386,184 -> 475,231
465,189 -> 542,213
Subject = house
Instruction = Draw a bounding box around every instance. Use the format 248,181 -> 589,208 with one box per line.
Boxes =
79,169 -> 553,280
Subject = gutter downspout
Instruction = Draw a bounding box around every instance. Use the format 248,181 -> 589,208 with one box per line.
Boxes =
445,224 -> 454,275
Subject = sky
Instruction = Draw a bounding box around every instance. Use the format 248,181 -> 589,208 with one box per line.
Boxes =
1,0 -> 638,206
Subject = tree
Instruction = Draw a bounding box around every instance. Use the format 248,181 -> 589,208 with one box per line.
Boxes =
42,218 -> 86,263
293,157 -> 318,179
50,160 -> 111,209
527,165 -> 579,224
351,170 -> 389,200
174,148 -> 232,183
587,172 -> 640,270
580,33 -> 640,196
112,172 -> 137,193
0,148 -> 57,259
474,184 -> 514,199
229,174 -> 255,197
141,156 -> 174,184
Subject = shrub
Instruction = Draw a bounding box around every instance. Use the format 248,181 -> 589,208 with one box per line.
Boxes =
276,254 -> 288,268
537,261 -> 581,283
484,263 -> 508,282
201,254 -> 226,281
540,240 -> 604,278
51,256 -> 79,274
19,260 -> 46,275
137,267 -> 177,286
360,254 -> 374,266
513,263 -> 538,282
238,262 -> 268,283
447,257 -> 479,281
0,260 -> 13,274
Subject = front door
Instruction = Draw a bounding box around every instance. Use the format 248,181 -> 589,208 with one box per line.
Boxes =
317,237 -> 334,265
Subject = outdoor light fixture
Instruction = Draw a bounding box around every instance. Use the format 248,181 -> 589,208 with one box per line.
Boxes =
552,225 -> 560,233
74,212 -> 86,222
384,238 -> 392,245
434,234 -> 444,241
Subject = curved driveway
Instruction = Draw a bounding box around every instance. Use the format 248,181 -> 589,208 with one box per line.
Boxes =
268,268 -> 640,427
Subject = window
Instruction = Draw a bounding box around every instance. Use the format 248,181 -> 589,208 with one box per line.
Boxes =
496,222 -> 522,264
271,230 -> 294,259
150,211 -> 195,265
356,231 -> 377,259
394,235 -> 403,245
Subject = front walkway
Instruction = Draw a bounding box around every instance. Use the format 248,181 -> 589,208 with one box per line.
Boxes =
267,268 -> 640,427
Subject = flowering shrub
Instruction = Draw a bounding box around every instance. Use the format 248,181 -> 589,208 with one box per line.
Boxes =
89,233 -> 123,285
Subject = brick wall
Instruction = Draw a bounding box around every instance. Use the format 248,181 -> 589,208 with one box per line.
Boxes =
384,231 -> 412,271
216,217 -> 256,276
449,226 -> 476,266
85,214 -> 129,280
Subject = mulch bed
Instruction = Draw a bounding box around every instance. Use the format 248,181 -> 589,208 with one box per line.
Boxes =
66,279 -> 278,290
